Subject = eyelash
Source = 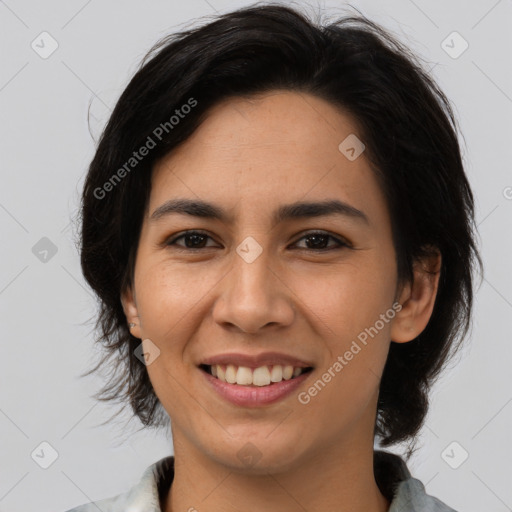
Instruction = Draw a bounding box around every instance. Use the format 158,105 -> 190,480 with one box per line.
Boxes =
165,230 -> 350,252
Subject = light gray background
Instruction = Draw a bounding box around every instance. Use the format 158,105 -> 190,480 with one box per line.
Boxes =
1,0 -> 511,511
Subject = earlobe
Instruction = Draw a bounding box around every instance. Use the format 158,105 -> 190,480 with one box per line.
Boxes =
121,285 -> 141,339
390,248 -> 442,344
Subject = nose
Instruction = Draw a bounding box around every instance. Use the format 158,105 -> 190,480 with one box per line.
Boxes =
211,248 -> 295,334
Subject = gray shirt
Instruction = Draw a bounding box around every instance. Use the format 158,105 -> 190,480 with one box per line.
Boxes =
64,450 -> 457,511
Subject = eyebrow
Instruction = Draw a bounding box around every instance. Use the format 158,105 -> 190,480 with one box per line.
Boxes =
150,198 -> 370,226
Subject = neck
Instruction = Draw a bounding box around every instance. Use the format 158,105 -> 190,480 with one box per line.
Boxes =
164,432 -> 390,512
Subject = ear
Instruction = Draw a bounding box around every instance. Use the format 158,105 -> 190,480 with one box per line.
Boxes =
390,247 -> 442,343
120,284 -> 142,339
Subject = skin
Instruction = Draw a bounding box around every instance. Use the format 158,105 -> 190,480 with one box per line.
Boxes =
121,90 -> 441,512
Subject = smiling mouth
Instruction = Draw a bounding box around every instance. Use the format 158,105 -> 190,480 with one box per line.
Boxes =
199,363 -> 314,387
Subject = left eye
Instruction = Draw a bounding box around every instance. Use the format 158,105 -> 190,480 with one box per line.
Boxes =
293,232 -> 348,250
166,230 -> 349,251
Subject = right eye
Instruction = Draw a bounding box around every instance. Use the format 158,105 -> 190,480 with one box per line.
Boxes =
166,230 -> 219,250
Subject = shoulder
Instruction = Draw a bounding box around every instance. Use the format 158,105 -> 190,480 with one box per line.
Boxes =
391,476 -> 458,512
63,456 -> 174,512
374,450 -> 458,512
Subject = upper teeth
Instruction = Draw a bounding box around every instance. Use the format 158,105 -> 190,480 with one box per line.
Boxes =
210,364 -> 305,386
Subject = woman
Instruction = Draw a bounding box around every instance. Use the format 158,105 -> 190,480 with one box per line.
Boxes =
67,3 -> 481,511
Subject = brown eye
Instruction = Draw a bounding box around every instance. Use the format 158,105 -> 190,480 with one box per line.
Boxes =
293,231 -> 349,251
165,230 -> 350,252
167,231 -> 217,249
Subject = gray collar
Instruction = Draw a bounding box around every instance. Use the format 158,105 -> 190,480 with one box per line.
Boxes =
66,450 -> 457,512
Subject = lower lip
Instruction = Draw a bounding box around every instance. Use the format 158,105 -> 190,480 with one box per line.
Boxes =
201,368 -> 312,407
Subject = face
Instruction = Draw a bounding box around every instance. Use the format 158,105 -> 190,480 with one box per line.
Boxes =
122,90 -> 434,473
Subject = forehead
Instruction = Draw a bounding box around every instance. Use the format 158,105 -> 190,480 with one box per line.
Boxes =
149,91 -> 387,226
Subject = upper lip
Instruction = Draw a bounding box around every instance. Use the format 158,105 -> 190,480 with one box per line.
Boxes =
200,352 -> 314,369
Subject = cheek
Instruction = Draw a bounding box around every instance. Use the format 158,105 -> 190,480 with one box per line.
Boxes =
293,262 -> 395,401
134,264 -> 205,421
293,260 -> 396,344
298,291 -> 394,428
135,262 -> 216,332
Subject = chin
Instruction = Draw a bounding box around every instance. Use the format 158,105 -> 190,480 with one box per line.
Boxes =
206,429 -> 307,475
